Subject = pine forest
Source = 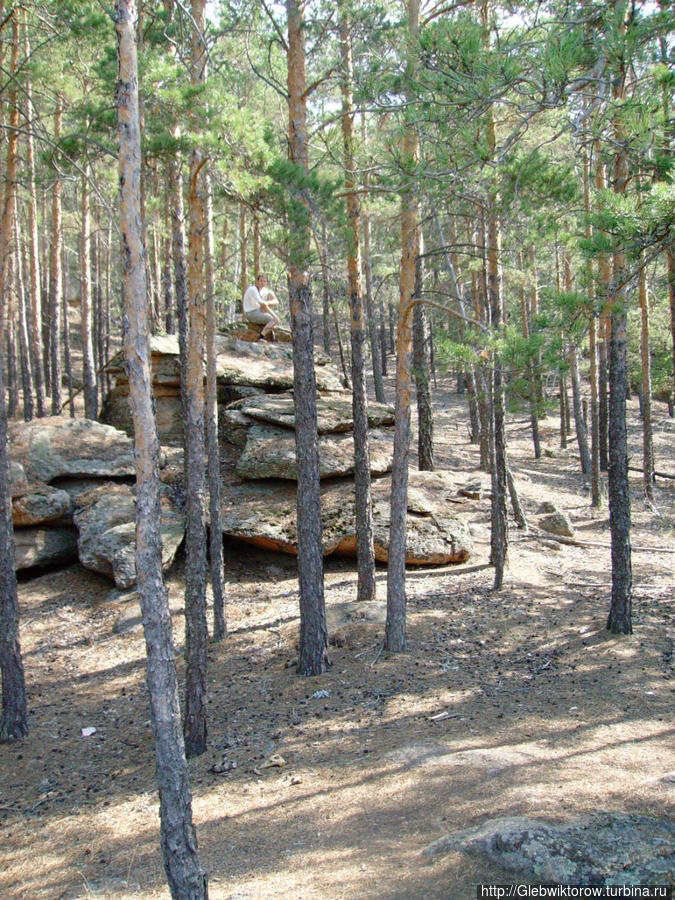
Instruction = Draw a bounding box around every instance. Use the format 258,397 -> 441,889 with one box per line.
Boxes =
0,1 -> 674,897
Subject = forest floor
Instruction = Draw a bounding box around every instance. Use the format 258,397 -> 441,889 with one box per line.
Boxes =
1,375 -> 674,899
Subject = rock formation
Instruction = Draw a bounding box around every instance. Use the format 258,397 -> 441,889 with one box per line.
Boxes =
9,336 -> 473,582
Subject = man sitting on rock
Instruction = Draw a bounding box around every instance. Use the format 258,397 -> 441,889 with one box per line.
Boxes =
242,274 -> 281,341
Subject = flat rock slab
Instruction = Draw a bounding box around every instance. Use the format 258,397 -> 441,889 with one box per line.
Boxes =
12,483 -> 71,527
230,392 -> 395,434
9,417 -> 135,483
13,526 -> 78,571
109,335 -> 343,392
220,469 -> 472,565
423,813 -> 675,884
73,484 -> 185,589
235,425 -> 394,480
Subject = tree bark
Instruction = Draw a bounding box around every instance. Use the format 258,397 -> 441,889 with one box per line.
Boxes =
61,246 -> 75,417
15,212 -> 34,421
0,6 -> 28,744
49,97 -> 64,415
205,171 -> 226,639
115,4 -> 208,894
638,259 -> 654,500
412,255 -> 434,471
606,76 -> 632,636
287,0 -> 329,674
23,14 -> 46,417
81,162 -> 98,419
386,0 -> 420,653
183,0 -> 209,757
338,0 -> 376,604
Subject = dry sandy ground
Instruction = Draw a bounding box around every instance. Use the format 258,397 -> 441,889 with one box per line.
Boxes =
1,381 -> 673,899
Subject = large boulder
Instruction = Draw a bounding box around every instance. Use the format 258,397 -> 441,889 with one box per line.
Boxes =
229,392 -> 395,434
13,527 -> 78,571
220,469 -> 472,565
73,483 -> 185,588
12,483 -> 71,527
423,813 -> 675,885
235,424 -> 394,481
9,417 -> 135,483
10,462 -> 29,499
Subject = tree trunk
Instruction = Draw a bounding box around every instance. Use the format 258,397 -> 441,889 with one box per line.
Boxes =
205,171 -> 226,639
61,246 -> 75,416
338,0 -> 376,603
287,0 -> 329,674
583,151 -> 602,506
386,0 -> 420,653
0,13 -> 27,743
412,255 -> 434,471
114,4 -> 208,894
360,120 -> 385,404
638,260 -> 654,500
49,97 -> 64,415
606,80 -> 632,636
81,162 -> 98,419
0,325 -> 27,742
253,214 -> 261,281
321,223 -> 331,355
24,15 -> 46,417
15,214 -> 34,421
183,0 -> 209,757
569,345 -> 592,477
239,202 -> 247,301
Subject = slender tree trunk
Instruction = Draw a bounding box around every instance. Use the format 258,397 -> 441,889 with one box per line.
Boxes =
0,9 -> 27,744
386,0 -> 420,653
41,193 -> 51,398
239,202 -> 247,302
6,320 -> 18,420
62,246 -> 75,417
253,214 -> 260,281
115,5 -> 208,894
205,171 -> 226,639
163,233 -> 175,334
338,0 -> 376,603
569,345 -> 592,477
24,17 -> 46,417
583,151 -> 602,506
321,223 -> 331,355
638,259 -> 654,500
0,289 -> 27,740
15,214 -> 34,421
360,129 -> 385,403
596,157 -> 611,471
183,0 -> 209,757
49,97 -> 63,415
168,142 -> 189,446
287,0 -> 329,674
412,253 -> 434,471
81,162 -> 98,419
606,77 -> 632,636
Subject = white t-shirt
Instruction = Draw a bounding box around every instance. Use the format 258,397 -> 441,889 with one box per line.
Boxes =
242,284 -> 262,313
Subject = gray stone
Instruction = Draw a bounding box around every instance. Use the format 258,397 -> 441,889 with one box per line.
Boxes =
231,392 -> 395,434
235,424 -> 394,481
12,483 -> 71,527
13,527 -> 78,571
9,417 -> 135,483
73,483 -> 185,588
538,510 -> 575,537
10,461 -> 28,499
220,469 -> 472,565
423,813 -> 675,885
